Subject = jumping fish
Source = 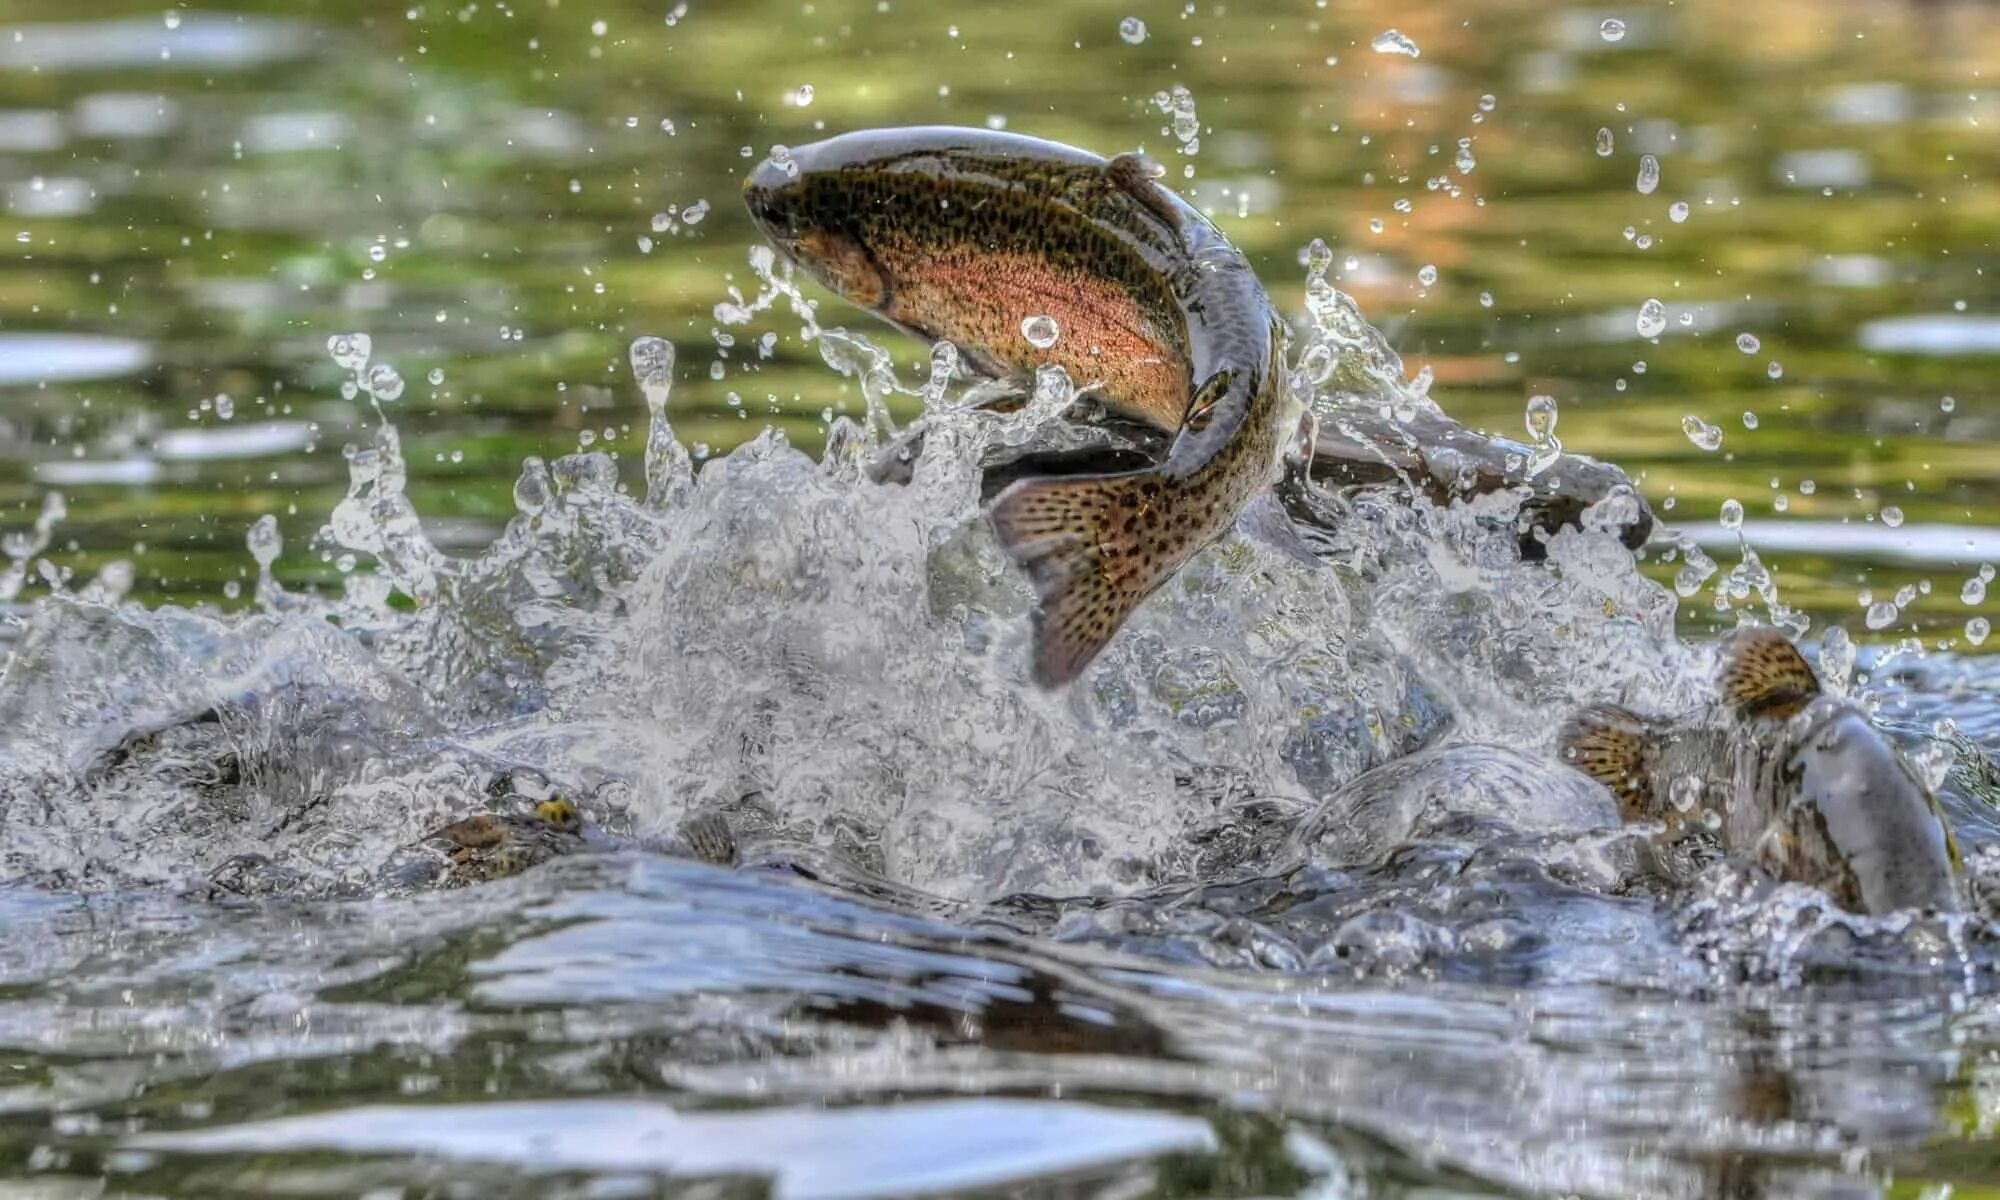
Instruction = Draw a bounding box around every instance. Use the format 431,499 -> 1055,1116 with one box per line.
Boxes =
743,127 -> 1293,685
1558,628 -> 1963,915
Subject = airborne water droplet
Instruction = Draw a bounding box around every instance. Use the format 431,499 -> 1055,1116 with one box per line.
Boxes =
1736,332 -> 1761,354
1719,498 -> 1744,530
1600,17 -> 1627,41
1371,28 -> 1420,57
1669,200 -> 1689,223
1969,617 -> 1991,646
1021,314 -> 1061,349
1636,154 -> 1660,195
1595,127 -> 1615,157
1119,16 -> 1147,43
1881,505 -> 1904,528
1636,298 -> 1667,338
1682,415 -> 1723,451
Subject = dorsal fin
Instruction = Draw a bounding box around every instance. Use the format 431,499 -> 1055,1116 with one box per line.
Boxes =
1557,703 -> 1658,819
1719,627 -> 1821,719
1105,152 -> 1183,234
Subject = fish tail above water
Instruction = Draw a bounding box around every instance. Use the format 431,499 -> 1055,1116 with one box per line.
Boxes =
1718,627 -> 1822,719
989,466 -> 1195,687
1557,703 -> 1658,819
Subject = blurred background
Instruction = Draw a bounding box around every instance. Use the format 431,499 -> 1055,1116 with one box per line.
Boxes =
1,0 -> 1996,642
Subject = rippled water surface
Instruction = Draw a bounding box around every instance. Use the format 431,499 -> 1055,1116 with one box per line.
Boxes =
5,0 -> 2000,1196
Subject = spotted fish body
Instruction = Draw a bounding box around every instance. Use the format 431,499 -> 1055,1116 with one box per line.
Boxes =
1558,629 -> 1963,915
744,127 -> 1291,686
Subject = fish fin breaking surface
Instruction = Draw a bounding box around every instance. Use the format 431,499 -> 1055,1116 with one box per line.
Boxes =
1719,627 -> 1821,719
990,469 -> 1184,687
1558,703 -> 1657,819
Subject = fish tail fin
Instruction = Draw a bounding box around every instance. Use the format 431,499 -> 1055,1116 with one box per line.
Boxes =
1558,703 -> 1658,819
989,469 -> 1181,687
1719,627 -> 1821,719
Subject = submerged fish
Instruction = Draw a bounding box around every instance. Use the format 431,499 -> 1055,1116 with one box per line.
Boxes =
744,127 -> 1293,685
1558,628 -> 1963,915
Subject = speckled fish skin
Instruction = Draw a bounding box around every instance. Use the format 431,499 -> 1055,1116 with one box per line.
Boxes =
1558,629 -> 1963,915
744,127 -> 1292,686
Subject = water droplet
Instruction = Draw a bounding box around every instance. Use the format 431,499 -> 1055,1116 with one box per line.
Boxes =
1119,16 -> 1147,43
1741,411 -> 1759,429
1600,17 -> 1627,41
1417,264 -> 1438,286
1799,479 -> 1816,496
1866,601 -> 1899,631
659,117 -> 677,135
365,363 -> 405,402
788,83 -> 815,107
1454,138 -> 1476,174
247,515 -> 282,567
214,394 -> 233,420
1371,28 -> 1420,57
1682,415 -> 1723,451
1595,127 -> 1615,157
1736,332 -> 1761,354
1669,775 -> 1701,812
682,199 -> 709,225
1766,361 -> 1783,379
1962,576 -> 1987,605
1478,291 -> 1495,308
1881,505 -> 1904,528
1525,394 -> 1559,442
328,333 -> 372,371
1636,298 -> 1667,338
1636,154 -> 1660,195
1478,94 -> 1497,113
427,367 -> 445,386
367,244 -> 388,263
1669,200 -> 1689,223
1719,498 -> 1744,530
1968,617 -> 1991,646
1021,314 -> 1061,349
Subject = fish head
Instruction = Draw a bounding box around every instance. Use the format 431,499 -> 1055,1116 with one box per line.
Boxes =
743,151 -> 891,311
1771,696 -> 1963,915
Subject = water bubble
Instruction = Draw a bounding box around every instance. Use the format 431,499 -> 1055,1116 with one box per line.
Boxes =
682,199 -> 709,225
1736,332 -> 1761,354
365,363 -> 405,402
1454,138 -> 1476,174
1881,505 -> 1904,528
1962,575 -> 1987,605
1595,127 -> 1615,157
1719,498 -> 1744,530
1021,314 -> 1061,349
1799,479 -> 1816,496
1682,415 -> 1722,451
1636,298 -> 1667,338
427,367 -> 445,386
1866,601 -> 1899,631
1668,201 -> 1689,223
1969,617 -> 1992,646
787,84 -> 815,107
1479,93 -> 1497,112
328,333 -> 372,371
367,244 -> 388,264
1417,264 -> 1438,287
1371,29 -> 1420,57
1600,17 -> 1627,41
1479,291 -> 1494,308
1636,154 -> 1660,195
1767,361 -> 1783,379
1741,411 -> 1759,430
1119,16 -> 1147,43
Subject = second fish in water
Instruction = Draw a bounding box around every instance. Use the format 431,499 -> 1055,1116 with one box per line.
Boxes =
743,127 -> 1294,686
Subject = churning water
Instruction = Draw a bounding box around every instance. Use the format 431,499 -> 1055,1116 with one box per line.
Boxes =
6,240 -> 2000,1198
